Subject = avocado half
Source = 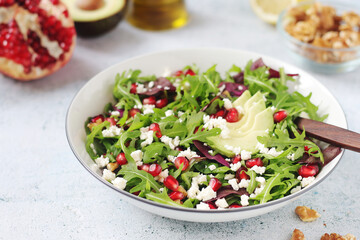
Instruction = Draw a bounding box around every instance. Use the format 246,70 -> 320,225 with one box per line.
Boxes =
61,0 -> 128,37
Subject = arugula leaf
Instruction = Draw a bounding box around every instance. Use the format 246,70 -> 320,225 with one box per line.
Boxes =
85,121 -> 110,159
142,142 -> 168,164
246,170 -> 257,194
113,71 -> 142,107
145,188 -> 188,208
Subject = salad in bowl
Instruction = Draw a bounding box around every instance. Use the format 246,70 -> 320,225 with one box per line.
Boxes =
84,58 -> 341,210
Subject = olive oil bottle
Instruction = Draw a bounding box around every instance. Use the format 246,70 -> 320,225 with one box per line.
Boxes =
127,0 -> 188,31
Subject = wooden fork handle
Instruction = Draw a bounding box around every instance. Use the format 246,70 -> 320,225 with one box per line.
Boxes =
295,117 -> 360,153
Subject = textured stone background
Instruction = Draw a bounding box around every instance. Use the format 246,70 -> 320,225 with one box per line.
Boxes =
1,0 -> 359,239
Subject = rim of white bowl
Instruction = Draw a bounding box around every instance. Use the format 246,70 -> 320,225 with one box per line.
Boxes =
66,47 -> 346,214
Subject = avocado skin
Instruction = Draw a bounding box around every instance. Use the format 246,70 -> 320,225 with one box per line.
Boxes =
74,2 -> 128,37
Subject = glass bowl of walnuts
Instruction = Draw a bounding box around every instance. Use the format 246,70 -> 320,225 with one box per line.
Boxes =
277,1 -> 360,73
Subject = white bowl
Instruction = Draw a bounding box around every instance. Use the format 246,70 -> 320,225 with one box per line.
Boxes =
66,48 -> 346,222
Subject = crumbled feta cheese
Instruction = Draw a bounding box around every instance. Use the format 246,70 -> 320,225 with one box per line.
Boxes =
225,144 -> 241,155
208,150 -> 214,155
140,127 -> 154,148
95,155 -> 109,168
196,202 -> 211,210
215,198 -> 229,208
265,129 -> 269,134
238,85 -> 244,90
194,174 -> 207,185
164,86 -> 170,90
167,155 -> 176,162
165,110 -> 173,117
159,188 -> 164,193
256,143 -> 283,157
270,106 -> 276,113
240,195 -> 249,206
187,174 -> 207,199
255,176 -> 266,186
208,164 -> 216,171
290,186 -> 301,194
228,179 -> 239,191
297,176 -> 303,181
250,166 -> 266,175
238,179 -> 250,188
142,104 -> 155,114
223,98 -> 233,110
160,135 -> 180,150
217,84 -> 226,95
240,150 -> 252,160
136,83 -> 147,93
130,150 -> 143,166
111,177 -> 127,190
177,111 -> 184,117
230,162 -> 242,171
267,147 -> 283,157
196,186 -> 217,201
254,185 -> 265,195
287,153 -> 295,161
102,169 -> 116,181
224,174 -> 235,180
90,143 -> 97,154
203,115 -> 230,139
225,158 -> 231,162
148,81 -> 154,88
157,85 -> 162,89
177,147 -> 199,159
155,169 -> 169,183
301,176 -> 315,187
111,111 -> 120,116
102,126 -> 123,137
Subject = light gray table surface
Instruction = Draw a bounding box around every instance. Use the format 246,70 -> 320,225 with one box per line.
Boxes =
1,1 -> 360,239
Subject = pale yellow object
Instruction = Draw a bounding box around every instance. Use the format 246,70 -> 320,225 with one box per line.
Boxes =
250,0 -> 300,24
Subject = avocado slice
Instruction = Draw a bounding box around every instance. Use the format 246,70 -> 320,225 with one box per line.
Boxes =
207,91 -> 274,157
62,0 -> 128,37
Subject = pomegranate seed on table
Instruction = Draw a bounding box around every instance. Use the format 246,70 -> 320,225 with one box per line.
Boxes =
225,108 -> 240,122
163,175 -> 179,191
105,117 -> 117,126
116,153 -> 128,165
139,164 -> 150,172
155,98 -> 168,108
174,156 -> 189,171
185,69 -> 195,76
130,83 -> 137,94
232,155 -> 241,164
169,191 -> 185,201
174,70 -> 184,76
208,202 -> 217,209
129,108 -> 141,118
298,164 -> 319,178
148,163 -> 162,177
273,110 -> 287,123
236,166 -> 250,181
245,158 -> 264,168
149,123 -> 162,138
229,204 -> 242,209
209,178 -> 222,191
143,96 -> 156,105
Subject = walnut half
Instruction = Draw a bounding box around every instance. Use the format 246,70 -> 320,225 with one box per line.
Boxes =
295,206 -> 321,222
291,229 -> 306,240
320,233 -> 356,240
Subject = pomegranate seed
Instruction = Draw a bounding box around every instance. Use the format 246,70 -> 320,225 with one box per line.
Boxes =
130,83 -> 137,94
163,175 -> 179,191
225,108 -> 240,122
143,96 -> 156,105
236,166 -> 249,181
298,164 -> 319,178
116,153 -> 128,165
149,123 -> 162,138
209,178 -> 222,191
169,191 -> 184,200
208,202 -> 217,209
105,117 -> 116,126
50,0 -> 59,4
175,146 -> 183,151
155,98 -> 168,108
273,110 -> 287,123
174,156 -> 189,171
91,115 -> 104,123
304,145 -> 318,154
62,9 -> 69,17
139,164 -> 150,172
245,158 -> 264,168
215,109 -> 226,118
229,204 -> 242,209
129,108 -> 140,118
185,69 -> 195,76
232,155 -> 241,164
174,70 -> 184,76
148,163 -> 162,177
132,191 -> 140,196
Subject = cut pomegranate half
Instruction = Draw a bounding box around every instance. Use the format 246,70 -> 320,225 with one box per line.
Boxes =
0,0 -> 76,81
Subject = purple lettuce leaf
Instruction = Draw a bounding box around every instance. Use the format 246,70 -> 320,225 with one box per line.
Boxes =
218,82 -> 248,97
139,77 -> 176,96
232,71 -> 244,84
205,186 -> 249,202
250,58 -> 266,70
250,58 -> 299,78
299,145 -> 342,166
193,140 -> 230,167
